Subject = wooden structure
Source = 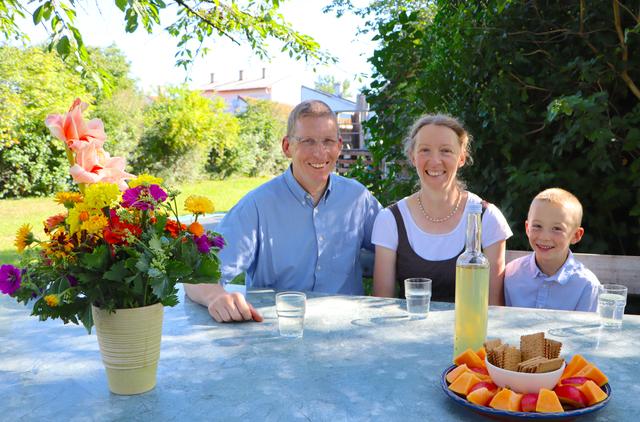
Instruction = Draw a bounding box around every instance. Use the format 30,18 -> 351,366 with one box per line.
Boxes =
506,250 -> 640,294
336,149 -> 374,175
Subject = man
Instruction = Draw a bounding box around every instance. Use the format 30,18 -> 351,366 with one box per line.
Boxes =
185,100 -> 381,322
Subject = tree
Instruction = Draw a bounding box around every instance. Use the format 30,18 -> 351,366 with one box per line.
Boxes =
348,1 -> 640,255
314,74 -> 352,99
0,46 -> 92,197
136,86 -> 239,183
0,1 -> 333,89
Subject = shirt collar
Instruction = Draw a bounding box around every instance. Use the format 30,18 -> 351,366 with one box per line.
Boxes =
528,250 -> 577,285
283,165 -> 333,205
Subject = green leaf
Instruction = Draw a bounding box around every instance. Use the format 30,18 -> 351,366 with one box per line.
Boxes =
104,261 -> 129,282
167,261 -> 192,279
115,0 -> 128,12
80,245 -> 109,271
33,5 -> 45,25
56,36 -> 71,56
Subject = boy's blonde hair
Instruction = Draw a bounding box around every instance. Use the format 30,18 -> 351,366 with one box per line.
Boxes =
531,188 -> 583,227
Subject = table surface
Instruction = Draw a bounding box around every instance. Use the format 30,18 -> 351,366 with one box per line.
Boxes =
2,287 -> 638,421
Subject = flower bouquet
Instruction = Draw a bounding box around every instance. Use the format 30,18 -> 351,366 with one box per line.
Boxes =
0,98 -> 223,394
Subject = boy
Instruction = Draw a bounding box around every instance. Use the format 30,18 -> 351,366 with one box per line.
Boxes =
505,188 -> 601,311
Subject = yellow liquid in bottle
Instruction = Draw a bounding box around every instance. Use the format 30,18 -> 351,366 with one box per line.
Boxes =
454,265 -> 489,358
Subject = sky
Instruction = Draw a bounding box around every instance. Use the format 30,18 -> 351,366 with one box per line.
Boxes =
20,1 -> 376,97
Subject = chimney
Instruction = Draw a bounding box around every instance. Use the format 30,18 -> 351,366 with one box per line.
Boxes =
210,73 -> 215,84
333,82 -> 341,96
239,70 -> 244,81
262,67 -> 266,79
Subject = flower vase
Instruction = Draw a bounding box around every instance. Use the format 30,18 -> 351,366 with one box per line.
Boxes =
92,302 -> 164,395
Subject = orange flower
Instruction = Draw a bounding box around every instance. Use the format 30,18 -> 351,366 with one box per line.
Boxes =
165,219 -> 186,238
44,213 -> 67,232
188,222 -> 204,237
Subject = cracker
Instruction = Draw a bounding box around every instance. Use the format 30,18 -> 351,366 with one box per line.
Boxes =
484,338 -> 502,352
545,339 -> 562,359
503,346 -> 521,371
517,356 -> 545,373
536,357 -> 564,373
521,332 -> 545,361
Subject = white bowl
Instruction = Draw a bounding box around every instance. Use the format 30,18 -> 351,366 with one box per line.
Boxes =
485,357 -> 565,394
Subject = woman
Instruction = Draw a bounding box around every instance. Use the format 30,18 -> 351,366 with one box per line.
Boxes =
372,114 -> 512,305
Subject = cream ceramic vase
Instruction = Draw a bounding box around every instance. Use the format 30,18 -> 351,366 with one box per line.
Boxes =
92,302 -> 164,395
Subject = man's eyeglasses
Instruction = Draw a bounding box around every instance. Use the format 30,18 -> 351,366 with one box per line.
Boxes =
290,137 -> 340,150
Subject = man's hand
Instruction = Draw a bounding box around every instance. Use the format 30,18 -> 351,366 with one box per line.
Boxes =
207,291 -> 264,322
184,283 -> 263,323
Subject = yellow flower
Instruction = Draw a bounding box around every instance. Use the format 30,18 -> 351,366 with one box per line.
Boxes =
129,173 -> 163,188
184,195 -> 214,215
15,224 -> 35,252
84,182 -> 121,209
44,294 -> 60,307
81,214 -> 109,235
55,191 -> 83,209
67,203 -> 92,235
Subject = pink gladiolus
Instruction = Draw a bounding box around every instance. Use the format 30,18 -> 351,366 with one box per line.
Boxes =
45,98 -> 106,152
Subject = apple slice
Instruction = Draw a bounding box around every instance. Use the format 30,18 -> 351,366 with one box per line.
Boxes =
554,385 -> 588,409
521,393 -> 538,412
469,381 -> 498,394
561,376 -> 589,386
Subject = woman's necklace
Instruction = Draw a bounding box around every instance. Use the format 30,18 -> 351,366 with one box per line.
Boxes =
417,189 -> 462,223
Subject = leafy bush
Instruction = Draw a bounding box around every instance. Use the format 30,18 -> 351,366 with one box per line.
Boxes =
136,87 -> 239,183
350,0 -> 640,254
0,46 -> 90,197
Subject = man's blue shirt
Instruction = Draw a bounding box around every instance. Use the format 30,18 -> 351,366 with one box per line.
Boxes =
505,251 -> 601,312
216,166 -> 382,294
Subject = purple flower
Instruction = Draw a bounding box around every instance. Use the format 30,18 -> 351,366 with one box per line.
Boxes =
67,274 -> 78,287
194,234 -> 225,254
0,264 -> 22,295
194,235 -> 211,254
122,184 -> 167,211
211,235 -> 225,250
122,186 -> 144,208
149,184 -> 167,202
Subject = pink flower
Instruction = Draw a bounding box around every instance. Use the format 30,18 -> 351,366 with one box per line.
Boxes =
69,150 -> 134,190
45,98 -> 106,152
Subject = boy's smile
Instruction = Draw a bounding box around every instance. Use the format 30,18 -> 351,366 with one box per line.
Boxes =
525,200 -> 584,276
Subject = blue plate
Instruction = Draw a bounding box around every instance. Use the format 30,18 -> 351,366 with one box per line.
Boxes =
441,365 -> 611,421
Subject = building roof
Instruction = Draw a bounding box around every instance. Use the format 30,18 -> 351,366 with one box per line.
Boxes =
300,86 -> 358,112
200,74 -> 291,92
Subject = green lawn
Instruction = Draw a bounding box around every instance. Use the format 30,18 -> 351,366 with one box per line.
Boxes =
0,176 -> 271,266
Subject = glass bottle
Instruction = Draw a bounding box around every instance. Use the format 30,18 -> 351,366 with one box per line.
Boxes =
453,202 -> 490,358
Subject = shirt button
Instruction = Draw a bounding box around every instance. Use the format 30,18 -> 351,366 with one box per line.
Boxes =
317,265 -> 321,270
319,235 -> 324,241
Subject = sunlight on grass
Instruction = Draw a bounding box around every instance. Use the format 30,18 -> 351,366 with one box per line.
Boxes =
0,176 -> 271,266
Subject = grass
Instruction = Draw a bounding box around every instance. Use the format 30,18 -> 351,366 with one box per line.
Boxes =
0,176 -> 271,266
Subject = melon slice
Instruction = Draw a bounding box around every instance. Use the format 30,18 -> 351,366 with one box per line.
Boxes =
536,388 -> 564,413
453,348 -> 485,368
573,363 -> 609,387
448,372 -> 482,396
467,387 -> 495,407
489,389 -> 522,411
476,347 -> 487,362
577,380 -> 608,406
446,364 -> 470,384
562,354 -> 589,380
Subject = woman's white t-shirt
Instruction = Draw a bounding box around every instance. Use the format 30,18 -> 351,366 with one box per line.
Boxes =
372,192 -> 513,261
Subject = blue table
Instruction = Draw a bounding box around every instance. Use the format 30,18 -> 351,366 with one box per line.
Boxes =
1,287 -> 637,421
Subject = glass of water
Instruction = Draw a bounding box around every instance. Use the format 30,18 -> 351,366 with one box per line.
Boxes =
598,284 -> 628,328
275,292 -> 306,338
404,278 -> 432,319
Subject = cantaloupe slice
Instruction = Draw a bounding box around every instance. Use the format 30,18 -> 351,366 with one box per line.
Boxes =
453,348 -> 485,368
467,387 -> 495,407
476,347 -> 486,362
536,388 -> 564,413
573,363 -> 609,387
562,354 -> 589,380
577,380 -> 608,406
489,389 -> 522,411
446,364 -> 470,384
448,372 -> 482,396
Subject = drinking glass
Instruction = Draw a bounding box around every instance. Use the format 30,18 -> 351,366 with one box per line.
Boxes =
275,292 -> 306,338
598,284 -> 627,328
404,278 -> 432,319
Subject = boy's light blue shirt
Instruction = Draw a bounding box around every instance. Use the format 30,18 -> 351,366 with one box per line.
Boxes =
215,166 -> 382,295
504,251 -> 601,312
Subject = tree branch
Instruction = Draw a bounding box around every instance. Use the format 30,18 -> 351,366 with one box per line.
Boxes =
172,0 -> 241,46
613,0 -> 640,100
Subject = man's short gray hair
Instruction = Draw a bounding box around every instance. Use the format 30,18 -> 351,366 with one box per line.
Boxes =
287,100 -> 339,138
